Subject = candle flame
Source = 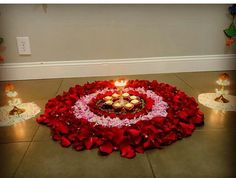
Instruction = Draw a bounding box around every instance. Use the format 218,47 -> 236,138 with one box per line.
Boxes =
216,79 -> 230,86
114,80 -> 127,87
5,83 -> 15,93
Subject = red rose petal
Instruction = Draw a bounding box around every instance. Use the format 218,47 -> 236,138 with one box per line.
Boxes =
179,122 -> 194,136
78,128 -> 90,140
163,132 -> 177,144
61,136 -> 71,147
84,137 -> 94,150
73,142 -> 84,151
36,116 -> 47,124
120,144 -> 136,159
99,142 -> 113,154
143,140 -> 152,149
52,134 -> 61,141
179,111 -> 188,120
152,117 -> 164,125
134,136 -> 142,145
56,122 -> 69,134
135,146 -> 144,153
127,128 -> 140,137
68,133 -> 77,141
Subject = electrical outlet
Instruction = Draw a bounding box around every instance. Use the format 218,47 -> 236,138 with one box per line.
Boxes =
16,37 -> 31,55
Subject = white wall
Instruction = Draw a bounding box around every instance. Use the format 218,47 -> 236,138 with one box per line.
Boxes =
0,4 -> 235,63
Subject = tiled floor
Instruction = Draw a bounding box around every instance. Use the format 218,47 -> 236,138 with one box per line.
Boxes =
0,71 -> 236,178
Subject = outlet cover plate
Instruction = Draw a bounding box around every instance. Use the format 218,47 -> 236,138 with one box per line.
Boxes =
16,37 -> 31,55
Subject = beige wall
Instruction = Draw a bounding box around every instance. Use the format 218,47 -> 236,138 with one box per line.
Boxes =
0,4 -> 235,63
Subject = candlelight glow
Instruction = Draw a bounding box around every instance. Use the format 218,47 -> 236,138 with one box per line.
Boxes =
214,73 -> 230,103
216,73 -> 230,86
216,79 -> 230,86
215,88 -> 229,95
5,83 -> 15,93
114,80 -> 127,87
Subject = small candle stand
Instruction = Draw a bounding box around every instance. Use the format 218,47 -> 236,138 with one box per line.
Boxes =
114,79 -> 128,107
215,73 -> 230,103
5,83 -> 25,115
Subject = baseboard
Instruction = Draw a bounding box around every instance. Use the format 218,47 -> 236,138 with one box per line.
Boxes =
0,54 -> 235,81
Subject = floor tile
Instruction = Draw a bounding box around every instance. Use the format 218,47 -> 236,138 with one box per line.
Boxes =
0,79 -> 62,106
0,142 -> 29,178
57,73 -> 195,97
0,100 -> 47,143
176,71 -> 236,95
0,71 -> 235,178
15,141 -> 154,178
33,125 -> 51,142
147,131 -> 236,178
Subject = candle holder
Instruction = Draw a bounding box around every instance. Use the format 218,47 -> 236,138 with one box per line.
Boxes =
5,83 -> 25,116
124,102 -> 134,111
131,99 -> 140,106
215,73 -> 230,103
114,79 -> 128,107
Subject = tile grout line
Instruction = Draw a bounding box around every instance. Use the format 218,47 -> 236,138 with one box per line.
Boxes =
0,141 -> 32,144
31,124 -> 40,142
12,141 -> 32,178
174,74 -> 198,92
55,79 -> 64,95
145,153 -> 157,178
11,79 -> 64,177
12,123 -> 40,177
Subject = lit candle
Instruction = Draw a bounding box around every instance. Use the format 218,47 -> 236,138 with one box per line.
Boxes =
113,102 -> 122,109
112,93 -> 119,99
124,103 -> 134,110
130,95 -> 138,100
103,96 -> 113,101
114,79 -> 128,105
114,80 -> 127,88
5,83 -> 25,115
215,73 -> 230,103
122,92 -> 130,98
131,99 -> 140,105
105,100 -> 113,105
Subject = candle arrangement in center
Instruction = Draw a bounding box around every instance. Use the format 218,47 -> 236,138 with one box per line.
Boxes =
101,79 -> 141,111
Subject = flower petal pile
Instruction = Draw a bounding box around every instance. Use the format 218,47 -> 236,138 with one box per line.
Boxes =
36,80 -> 204,159
73,87 -> 168,128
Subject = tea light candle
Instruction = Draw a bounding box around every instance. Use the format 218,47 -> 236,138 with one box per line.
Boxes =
122,92 -> 130,98
113,102 -> 122,109
103,96 -> 112,101
112,93 -> 119,99
124,103 -> 134,110
131,99 -> 140,105
105,100 -> 113,105
130,95 -> 138,100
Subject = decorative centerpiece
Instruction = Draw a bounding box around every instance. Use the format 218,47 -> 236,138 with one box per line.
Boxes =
0,83 -> 41,127
98,79 -> 143,113
5,83 -> 25,115
37,79 -> 204,159
215,73 -> 230,103
198,72 -> 236,111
